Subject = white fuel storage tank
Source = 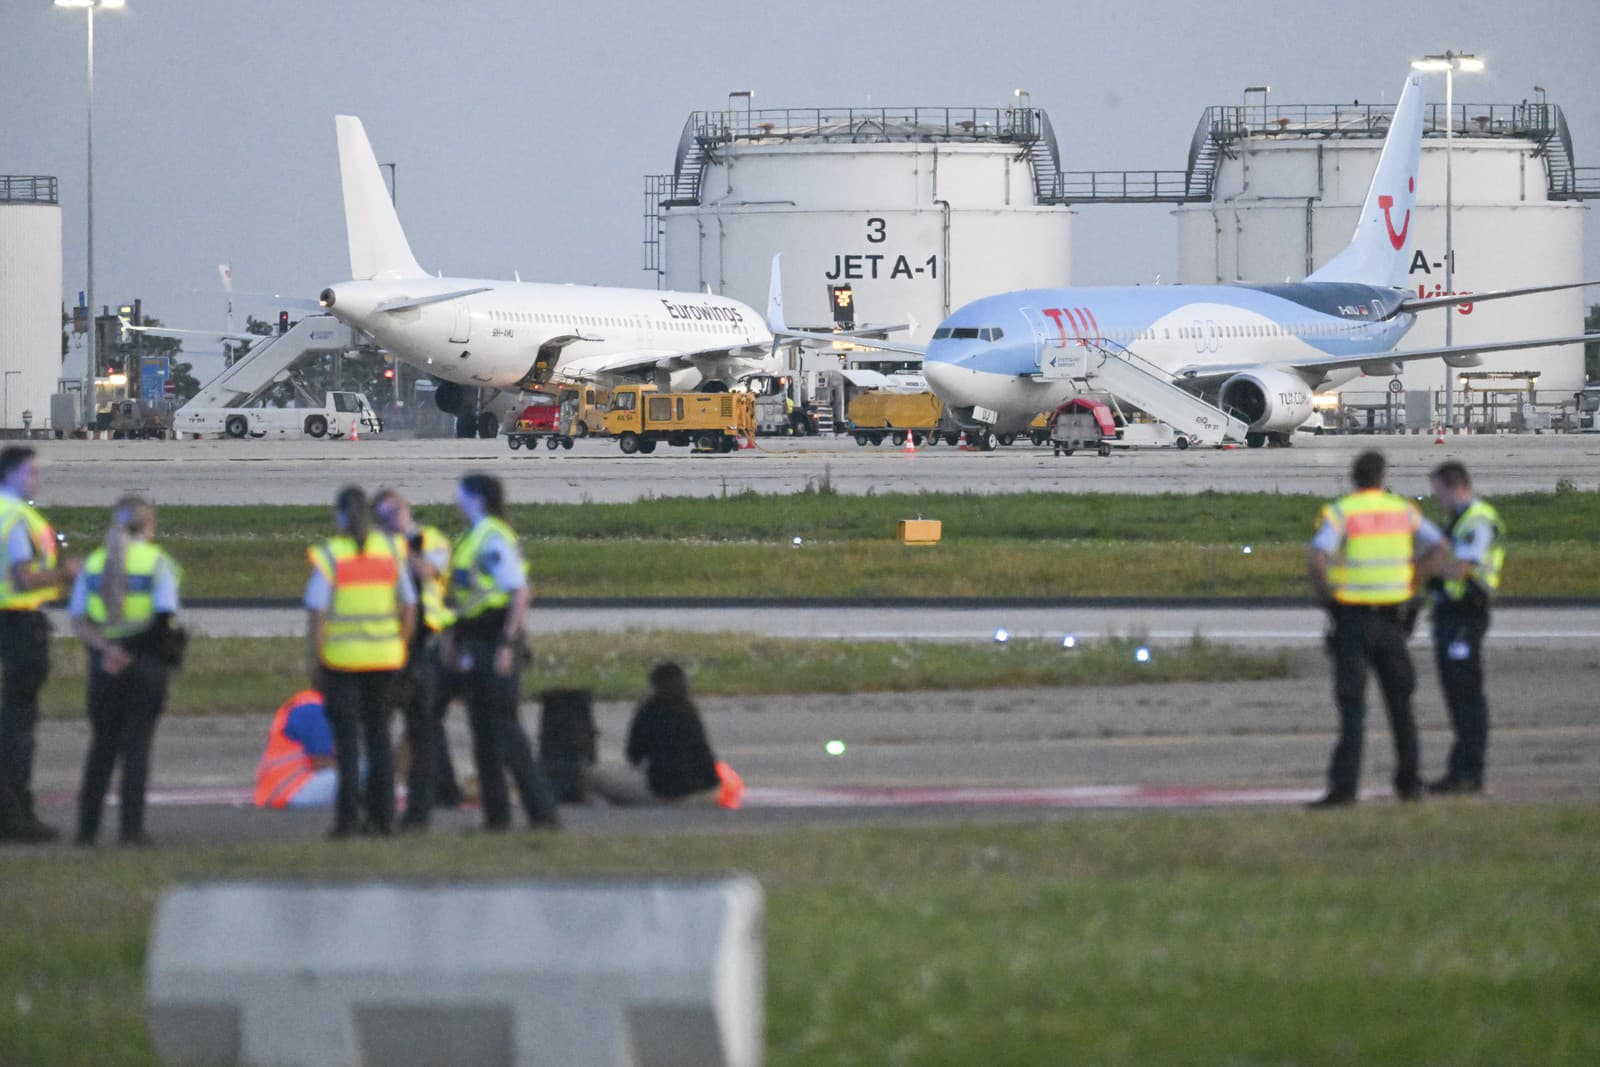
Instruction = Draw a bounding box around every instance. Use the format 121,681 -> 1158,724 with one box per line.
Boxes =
1175,99 -> 1591,395
648,104 -> 1074,341
0,177 -> 62,431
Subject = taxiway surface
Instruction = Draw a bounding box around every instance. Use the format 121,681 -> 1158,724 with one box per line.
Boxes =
27,432 -> 1600,506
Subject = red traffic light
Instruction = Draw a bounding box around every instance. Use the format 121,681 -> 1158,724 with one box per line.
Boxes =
278,311 -> 290,334
382,367 -> 395,380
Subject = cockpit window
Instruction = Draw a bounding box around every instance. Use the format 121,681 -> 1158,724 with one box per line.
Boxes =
932,327 -> 952,340
980,327 -> 1004,342
950,327 -> 981,339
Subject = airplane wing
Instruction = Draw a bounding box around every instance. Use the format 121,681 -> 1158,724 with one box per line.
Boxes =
119,318 -> 255,343
777,330 -> 928,356
765,253 -> 922,353
1172,332 -> 1599,387
556,343 -> 776,380
1398,279 -> 1600,315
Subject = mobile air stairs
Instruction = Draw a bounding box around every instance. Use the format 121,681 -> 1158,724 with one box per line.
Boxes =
176,315 -> 358,417
1037,336 -> 1249,447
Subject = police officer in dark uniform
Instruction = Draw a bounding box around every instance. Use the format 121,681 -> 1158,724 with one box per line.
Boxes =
0,447 -> 80,843
446,473 -> 559,832
1426,461 -> 1504,795
68,496 -> 182,846
1307,450 -> 1446,808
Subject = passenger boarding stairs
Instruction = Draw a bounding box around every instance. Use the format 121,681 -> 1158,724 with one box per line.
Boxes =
1038,336 -> 1249,446
176,315 -> 358,416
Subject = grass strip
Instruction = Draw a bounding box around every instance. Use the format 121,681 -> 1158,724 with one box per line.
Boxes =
37,632 -> 1289,719
38,489 -> 1600,599
1,806 -> 1595,1065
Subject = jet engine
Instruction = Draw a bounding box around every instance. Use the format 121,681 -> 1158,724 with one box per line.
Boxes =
433,380 -> 466,415
1218,368 -> 1316,432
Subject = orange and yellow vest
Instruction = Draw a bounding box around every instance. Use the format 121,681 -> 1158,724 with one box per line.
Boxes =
1319,489 -> 1421,606
308,532 -> 407,671
0,496 -> 60,611
255,690 -> 322,808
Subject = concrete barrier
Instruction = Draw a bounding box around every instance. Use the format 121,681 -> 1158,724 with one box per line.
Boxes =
146,878 -> 763,1067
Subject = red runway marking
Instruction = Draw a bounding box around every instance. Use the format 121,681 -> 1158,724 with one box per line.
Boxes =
84,783 -> 1336,811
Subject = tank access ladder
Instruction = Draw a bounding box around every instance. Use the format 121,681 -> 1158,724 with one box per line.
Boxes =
1038,337 -> 1250,446
176,315 -> 358,417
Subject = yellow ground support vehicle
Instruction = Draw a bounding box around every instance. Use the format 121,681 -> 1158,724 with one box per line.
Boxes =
844,390 -> 943,446
559,384 -> 611,438
604,385 -> 755,455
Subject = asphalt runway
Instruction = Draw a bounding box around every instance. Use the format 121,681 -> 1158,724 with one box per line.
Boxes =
153,602 -> 1600,646
25,431 -> 1600,506
18,642 -> 1599,850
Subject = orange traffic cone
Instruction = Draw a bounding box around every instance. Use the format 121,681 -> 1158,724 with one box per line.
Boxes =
349,421 -> 359,442
741,432 -> 755,450
903,432 -> 916,454
957,430 -> 970,451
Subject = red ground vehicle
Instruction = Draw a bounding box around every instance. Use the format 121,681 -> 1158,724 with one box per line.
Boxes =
1046,398 -> 1118,457
506,395 -> 572,452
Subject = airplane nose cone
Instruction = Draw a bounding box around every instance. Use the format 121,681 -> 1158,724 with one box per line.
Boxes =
924,352 -> 979,408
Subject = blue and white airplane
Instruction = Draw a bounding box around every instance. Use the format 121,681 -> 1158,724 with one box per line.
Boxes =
827,74 -> 1596,447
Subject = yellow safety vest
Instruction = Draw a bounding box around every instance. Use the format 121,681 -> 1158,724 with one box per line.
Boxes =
414,524 -> 457,632
84,541 -> 179,639
449,516 -> 519,620
1320,489 -> 1420,606
1442,499 -> 1505,602
309,532 -> 407,671
0,496 -> 60,611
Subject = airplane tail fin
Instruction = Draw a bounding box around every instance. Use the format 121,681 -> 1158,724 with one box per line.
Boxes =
766,254 -> 787,333
1307,74 -> 1426,288
334,115 -> 426,281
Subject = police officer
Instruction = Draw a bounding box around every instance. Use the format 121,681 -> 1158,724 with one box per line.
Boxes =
373,488 -> 459,830
1307,450 -> 1445,808
305,486 -> 416,839
446,473 -> 559,831
1426,461 -> 1504,795
68,496 -> 181,846
0,447 -> 79,843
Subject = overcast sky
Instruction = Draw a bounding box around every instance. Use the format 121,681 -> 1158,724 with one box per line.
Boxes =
5,0 -> 1595,367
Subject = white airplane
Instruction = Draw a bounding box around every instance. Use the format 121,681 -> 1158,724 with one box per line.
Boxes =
839,74 -> 1597,447
318,115 -> 809,432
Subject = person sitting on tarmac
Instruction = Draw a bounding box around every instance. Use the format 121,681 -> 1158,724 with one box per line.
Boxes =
254,690 -> 339,809
585,662 -> 736,807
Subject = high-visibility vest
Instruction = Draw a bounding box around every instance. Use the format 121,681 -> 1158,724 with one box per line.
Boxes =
1442,499 -> 1505,602
449,516 -> 520,620
414,524 -> 457,632
255,690 -> 322,808
309,532 -> 407,671
84,541 -> 178,639
1320,489 -> 1420,606
0,496 -> 60,611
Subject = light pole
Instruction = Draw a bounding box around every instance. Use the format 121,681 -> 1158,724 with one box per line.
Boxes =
4,370 -> 21,430
55,0 -> 125,431
1412,50 -> 1484,430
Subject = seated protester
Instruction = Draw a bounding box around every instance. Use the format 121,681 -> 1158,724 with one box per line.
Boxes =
255,690 -> 339,809
586,662 -> 723,806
